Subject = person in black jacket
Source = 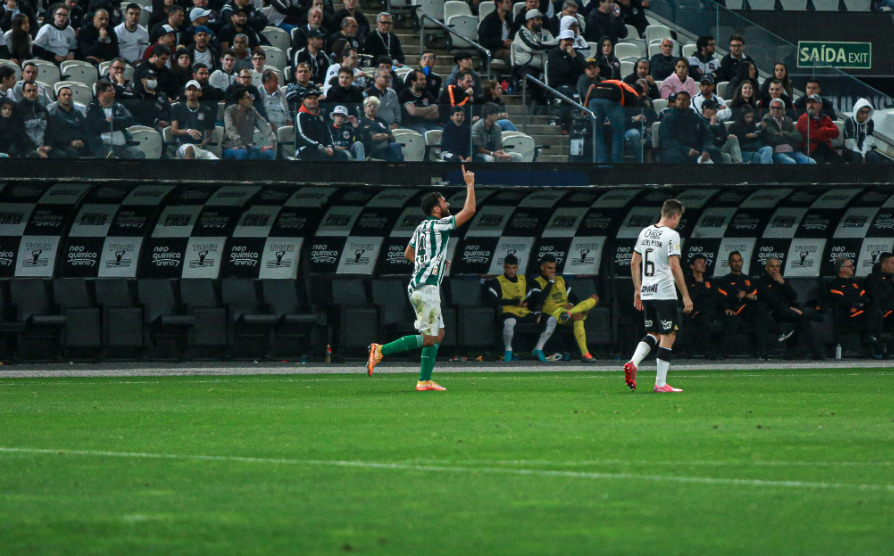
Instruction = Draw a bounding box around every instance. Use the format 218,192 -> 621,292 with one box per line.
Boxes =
478,0 -> 513,63
658,91 -> 722,164
440,106 -> 472,162
294,87 -> 349,160
864,252 -> 894,354
679,254 -> 720,357
755,257 -> 824,360
47,86 -> 89,158
826,256 -> 880,357
584,0 -> 627,43
78,9 -> 120,64
0,97 -> 41,157
86,80 -> 145,158
362,12 -> 404,66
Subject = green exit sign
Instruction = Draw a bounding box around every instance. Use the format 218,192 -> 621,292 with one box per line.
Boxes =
798,41 -> 871,70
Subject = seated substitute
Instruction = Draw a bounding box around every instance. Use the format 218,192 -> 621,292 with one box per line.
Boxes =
755,257 -> 824,360
527,254 -> 600,363
486,254 -> 558,363
826,256 -> 880,358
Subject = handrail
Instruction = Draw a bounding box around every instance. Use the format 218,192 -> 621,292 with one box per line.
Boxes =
521,74 -> 597,163
417,11 -> 492,82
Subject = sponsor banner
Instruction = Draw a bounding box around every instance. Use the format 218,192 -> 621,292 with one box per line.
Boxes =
823,239 -> 863,277
337,188 -> 381,205
367,188 -> 419,208
167,186 -> 217,205
503,208 -> 547,237
232,205 -> 282,237
810,188 -> 862,209
285,186 -> 340,207
37,183 -> 92,205
640,189 -> 681,206
617,207 -> 661,239
726,209 -> 773,238
307,237 -> 346,273
753,239 -> 792,270
561,190 -> 602,207
855,189 -> 894,208
192,206 -> 243,237
69,204 -> 120,237
23,205 -> 73,235
139,237 -> 188,278
352,208 -> 399,236
683,239 -> 721,275
377,238 -> 415,275
254,186 -> 300,205
691,207 -> 737,239
785,239 -> 827,278
532,238 -> 572,272
446,188 -> 495,207
270,207 -> 316,237
181,237 -> 226,279
564,236 -> 606,276
59,237 -> 103,277
740,188 -> 792,209
205,186 -> 261,206
489,190 -> 528,205
453,237 -> 498,275
391,208 -> 428,238
834,207 -> 878,238
856,239 -> 894,277
577,208 -> 622,236
0,236 -> 18,277
152,205 -> 203,238
120,185 -> 176,205
712,188 -> 753,207
868,209 -> 894,237
0,204 -> 35,236
610,240 -> 636,274
0,182 -> 48,203
83,184 -> 134,204
487,238 -> 534,275
676,188 -> 720,209
336,236 -> 383,275
519,190 -> 566,208
796,210 -> 837,238
592,188 -> 641,208
714,238 -> 756,276
98,237 -> 142,278
315,206 -> 364,237
107,206 -> 157,236
259,238 -> 303,279
467,206 -> 515,237
220,237 -> 266,278
542,207 -> 587,238
763,207 -> 806,239
15,236 -> 60,277
784,189 -> 825,207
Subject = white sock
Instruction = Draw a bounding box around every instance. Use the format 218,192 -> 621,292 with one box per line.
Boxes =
655,357 -> 670,387
535,316 -> 557,351
503,318 -> 516,351
631,342 -> 652,367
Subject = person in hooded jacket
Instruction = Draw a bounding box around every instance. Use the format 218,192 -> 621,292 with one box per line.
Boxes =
0,97 -> 41,157
15,80 -> 52,157
844,98 -> 888,165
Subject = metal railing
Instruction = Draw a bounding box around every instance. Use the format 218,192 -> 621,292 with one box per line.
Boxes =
416,11 -> 492,82
521,74 -> 597,163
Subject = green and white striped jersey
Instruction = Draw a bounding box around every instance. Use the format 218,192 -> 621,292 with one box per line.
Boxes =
408,215 -> 456,292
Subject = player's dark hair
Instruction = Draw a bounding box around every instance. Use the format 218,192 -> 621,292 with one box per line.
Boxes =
504,254 -> 519,265
728,250 -> 742,262
540,254 -> 557,265
420,192 -> 443,216
661,199 -> 684,218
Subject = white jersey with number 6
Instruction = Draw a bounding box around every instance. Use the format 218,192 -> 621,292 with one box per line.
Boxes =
634,224 -> 681,300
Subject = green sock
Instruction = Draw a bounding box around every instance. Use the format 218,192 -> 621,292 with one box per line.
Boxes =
381,335 -> 424,357
419,343 -> 440,381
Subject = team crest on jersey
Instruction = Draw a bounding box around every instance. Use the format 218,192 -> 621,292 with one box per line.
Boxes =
661,320 -> 673,330
197,113 -> 205,120
342,130 -> 350,139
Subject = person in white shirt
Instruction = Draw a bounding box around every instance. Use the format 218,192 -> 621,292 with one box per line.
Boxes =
258,69 -> 290,131
115,3 -> 150,65
691,74 -> 731,121
33,4 -> 76,63
209,49 -> 238,91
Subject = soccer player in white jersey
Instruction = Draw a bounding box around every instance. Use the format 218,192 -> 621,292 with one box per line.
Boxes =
366,166 -> 476,391
624,199 -> 693,393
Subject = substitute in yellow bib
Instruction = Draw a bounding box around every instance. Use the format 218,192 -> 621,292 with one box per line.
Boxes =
485,254 -> 557,362
528,254 -> 600,363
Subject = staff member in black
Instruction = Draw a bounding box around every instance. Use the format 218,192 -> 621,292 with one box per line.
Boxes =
755,257 -> 824,360
826,256 -> 880,358
680,253 -> 720,357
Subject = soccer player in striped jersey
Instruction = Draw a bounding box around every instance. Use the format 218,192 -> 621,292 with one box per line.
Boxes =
366,166 -> 477,391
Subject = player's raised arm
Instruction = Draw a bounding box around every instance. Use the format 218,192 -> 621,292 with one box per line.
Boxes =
630,250 -> 643,311
669,255 -> 693,313
453,165 -> 477,228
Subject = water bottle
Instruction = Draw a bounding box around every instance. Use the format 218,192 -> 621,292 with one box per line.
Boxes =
325,344 -> 332,363
835,344 -> 842,360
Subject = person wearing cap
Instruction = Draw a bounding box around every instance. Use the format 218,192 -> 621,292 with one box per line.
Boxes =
577,57 -> 602,103
293,28 -> 331,86
512,8 -> 556,95
362,12 -> 404,67
290,7 -> 329,52
329,104 -> 365,160
699,99 -> 742,163
185,25 -> 219,71
584,0 -> 627,43
33,4 -> 77,63
687,35 -> 720,83
649,38 -> 677,81
472,102 -> 523,162
142,23 -> 177,62
440,106 -> 472,162
796,93 -> 842,164
77,8 -> 119,65
548,1 -> 586,38
295,87 -> 348,160
150,5 -> 186,49
761,97 -> 815,165
222,84 -> 275,159
444,51 -> 484,99
511,0 -> 537,36
547,28 -> 585,90
259,69 -> 290,130
181,6 -> 213,47
171,79 -> 217,159
659,91 -> 723,164
218,8 -> 262,51
478,0 -> 514,63
691,73 -> 731,121
622,58 -> 658,99
220,0 -> 269,34
361,67 -> 400,129
115,3 -> 151,65
563,14 -> 592,57
86,80 -> 145,159
679,253 -> 721,358
357,95 -> 403,161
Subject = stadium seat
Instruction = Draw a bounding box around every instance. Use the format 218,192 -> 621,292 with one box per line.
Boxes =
139,8 -> 150,27
715,81 -> 731,99
0,59 -> 22,80
260,46 -> 288,73
9,279 -> 68,361
260,279 -> 324,358
779,0 -> 809,8
615,43 -> 643,60
478,0 -> 496,21
53,279 -> 101,356
276,125 -> 296,159
25,59 -> 61,88
179,279 -> 228,355
371,278 -> 417,339
447,278 -> 495,350
262,26 -> 291,52
424,129 -> 442,161
220,279 -> 278,358
207,126 -> 225,158
94,279 -> 143,358
644,25 -> 671,46
651,121 -> 661,149
329,277 -> 377,354
501,132 -> 535,162
652,98 -> 668,112
625,24 -> 640,40
54,81 -> 92,105
413,0 -> 447,29
137,279 -> 195,359
60,60 -> 99,88
620,60 -> 634,77
843,0 -> 871,10
681,43 -> 697,58
127,127 -> 164,159
445,1 -> 478,48
392,129 -> 425,161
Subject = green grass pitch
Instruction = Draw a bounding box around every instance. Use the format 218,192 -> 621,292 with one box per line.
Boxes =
1,368 -> 893,555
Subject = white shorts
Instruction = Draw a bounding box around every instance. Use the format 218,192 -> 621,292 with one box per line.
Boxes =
177,144 -> 219,159
409,285 -> 444,336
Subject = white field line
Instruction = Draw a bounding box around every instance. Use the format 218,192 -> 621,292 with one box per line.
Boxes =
0,447 -> 892,493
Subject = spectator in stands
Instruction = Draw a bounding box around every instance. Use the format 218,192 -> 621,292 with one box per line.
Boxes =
561,14 -> 591,58
692,74 -> 731,121
441,105 -> 472,162
398,69 -> 440,134
616,0 -> 648,38
325,66 -> 364,115
328,104 -> 364,160
34,3 -> 77,64
328,16 -> 361,57
1,3 -> 36,45
585,0 -> 626,43
143,24 -> 177,62
259,69 -> 290,131
513,0 -> 540,36
445,51 -> 484,99
549,1 -> 585,38
6,13 -> 35,65
659,91 -> 722,164
87,80 -> 145,158
210,50 -> 238,92
357,95 -> 403,161
186,26 -> 218,71
793,79 -> 835,120
626,78 -> 656,163
0,66 -> 15,100
98,58 -> 136,103
687,35 -> 720,82
363,12 -> 403,67
596,36 -> 621,80
220,0 -> 267,35
171,79 -> 217,159
727,59 -> 759,99
473,102 -> 523,162
439,71 -> 477,112
323,47 -> 368,96
189,63 -> 224,103
221,85 -> 275,159
218,8 -> 262,51
78,8 -> 119,65
623,58 -> 658,99
659,57 -> 697,100
8,62 -> 52,106
191,0 -> 223,34
0,96 -> 41,157
225,69 -> 268,119
374,55 -> 402,93
16,80 -> 52,156
825,256 -> 879,358
170,48 -> 195,94
417,51 -> 442,99
150,5 -> 186,49
547,29 -> 585,92
479,0 -> 514,63
759,62 -> 793,100
729,80 -> 759,116
266,0 -> 302,35
362,67 -> 400,129
481,79 -> 518,131
291,7 -> 328,52
649,38 -> 676,80
148,0 -> 175,30
797,93 -> 842,164
844,98 -> 886,164
248,47 -> 267,86
230,34 -> 253,71
729,106 -> 772,164
513,9 -> 556,112
295,87 -> 348,160
761,98 -> 815,165
584,77 -> 644,163
135,44 -> 175,97
758,79 -> 794,117
717,34 -> 753,83
293,29 -> 329,86
115,4 -> 150,65
699,99 -> 741,163
330,0 -> 369,44
47,86 -> 88,158
863,252 -> 894,354
578,56 -> 602,98
182,7 -> 213,46
63,0 -> 85,31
